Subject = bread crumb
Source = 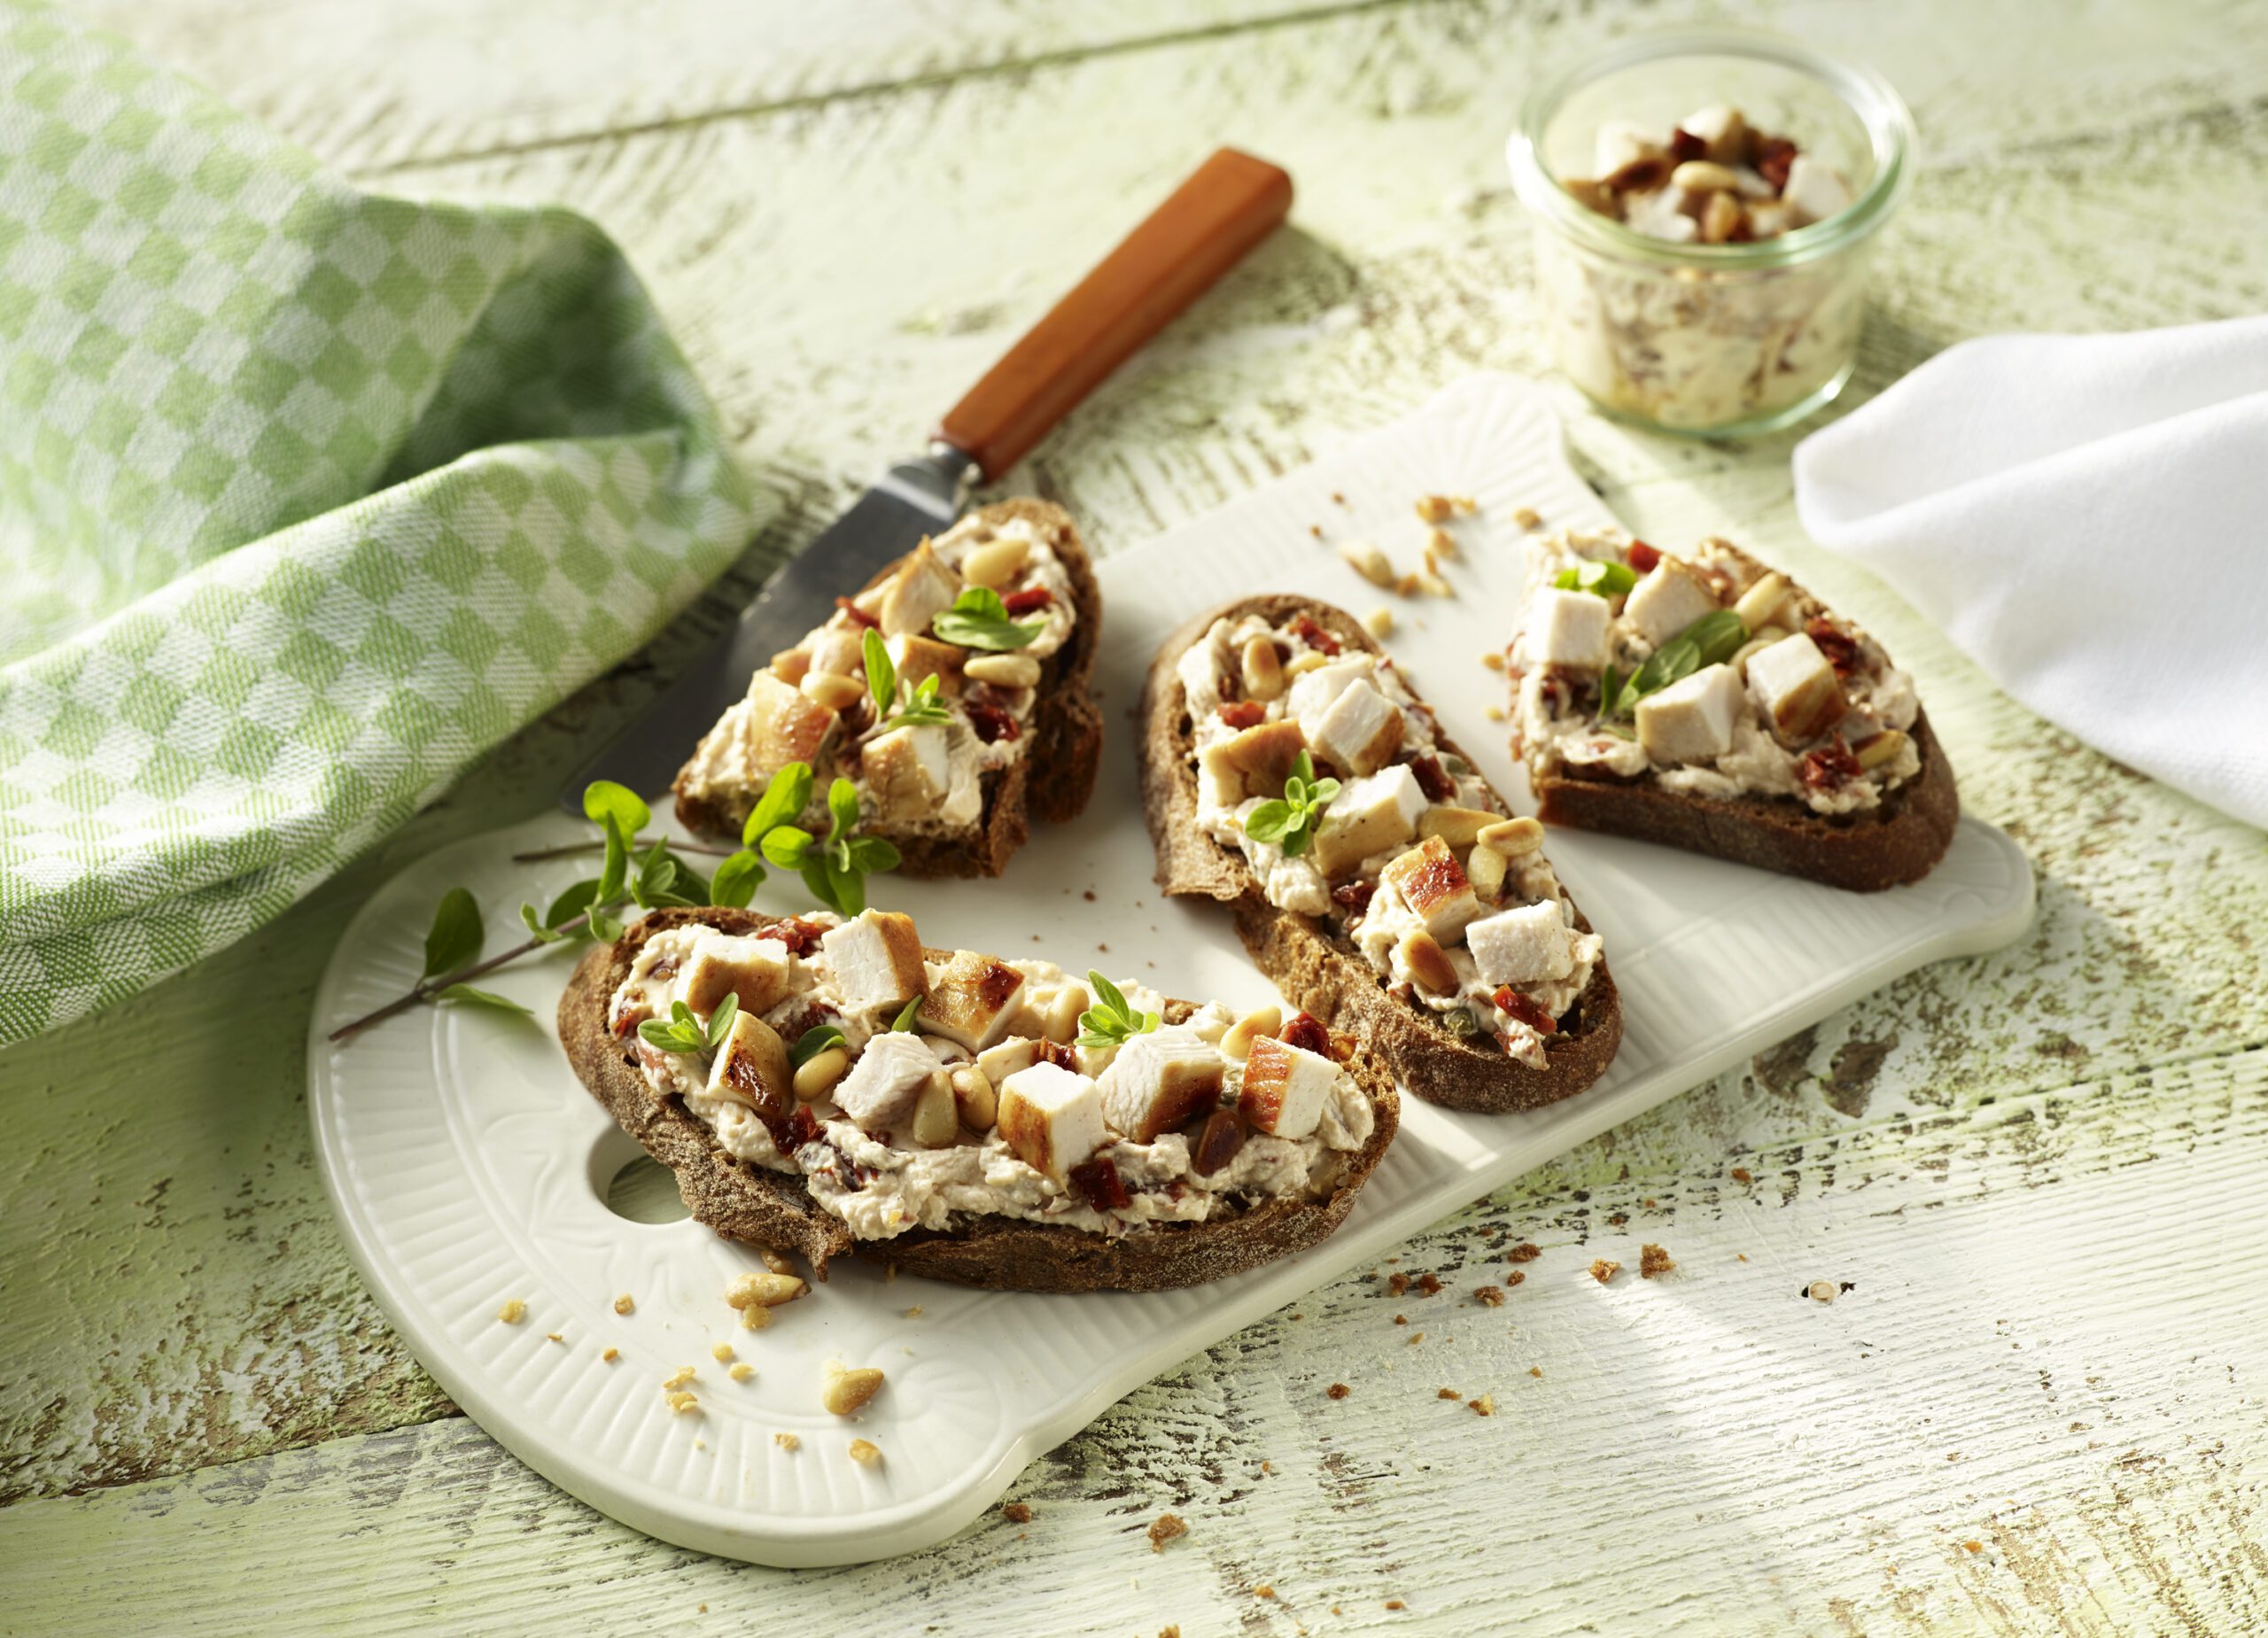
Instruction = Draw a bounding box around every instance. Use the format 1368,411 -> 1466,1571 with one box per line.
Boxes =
1332,491 -> 1347,504
1261,1460 -> 1272,1473
665,1391 -> 699,1415
1503,1270 -> 1526,1289
711,1343 -> 735,1362
1731,1166 -> 1753,1184
1738,1253 -> 1749,1261
664,1366 -> 696,1390
1386,1271 -> 1410,1296
1415,494 -> 1458,523
601,1347 -> 619,1362
1963,1540 -> 1983,1553
1327,1382 -> 1351,1400
545,1331 -> 563,1343
1641,1243 -> 1675,1278
1507,1242 -> 1541,1262
1473,1285 -> 1505,1307
1363,605 -> 1396,638
729,1363 -> 755,1382
1427,525 -> 1459,560
1512,506 -> 1542,530
741,1303 -> 773,1331
1003,1502 -> 1033,1524
1149,1512 -> 1188,1552
1438,1386 -> 1461,1400
1161,1627 -> 1181,1638
1407,1332 -> 1425,1346
1413,1272 -> 1442,1297
1394,1314 -> 1408,1325
1481,650 -> 1504,671
847,1439 -> 882,1467
1484,704 -> 1506,721
613,1293 -> 634,1316
904,1306 -> 923,1319
1309,524 -> 1324,538
1530,1366 -> 1543,1378
1255,1585 -> 1276,1599
774,1432 -> 800,1451
1808,1279 -> 1838,1303
1590,1259 -> 1620,1285
496,1299 -> 526,1324
1471,1393 -> 1496,1417
1386,1599 -> 1407,1611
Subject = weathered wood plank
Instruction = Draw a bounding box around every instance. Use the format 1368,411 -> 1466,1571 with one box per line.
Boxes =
4,1048 -> 2264,1634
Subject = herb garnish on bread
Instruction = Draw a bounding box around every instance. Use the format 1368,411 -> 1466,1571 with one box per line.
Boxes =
1511,530 -> 1957,889
1140,596 -> 1622,1114
673,500 -> 1103,879
559,905 -> 1399,1292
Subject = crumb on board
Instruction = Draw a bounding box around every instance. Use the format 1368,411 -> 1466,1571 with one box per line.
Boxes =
1255,1585 -> 1276,1599
1504,1270 -> 1526,1289
665,1392 -> 699,1415
729,1363 -> 755,1382
1809,1279 -> 1839,1303
1003,1502 -> 1033,1524
1364,605 -> 1396,637
1309,524 -> 1324,538
1394,1314 -> 1408,1325
905,1306 -> 923,1318
774,1432 -> 800,1451
1386,1271 -> 1410,1296
601,1347 -> 619,1363
848,1439 -> 882,1467
1332,491 -> 1346,504
1485,704 -> 1505,721
741,1303 -> 773,1331
1738,1253 -> 1750,1261
1386,1599 -> 1408,1611
1508,1242 -> 1541,1263
1471,1394 -> 1496,1417
1150,1512 -> 1189,1553
1482,650 -> 1504,671
1531,1366 -> 1543,1378
1641,1243 -> 1676,1279
545,1332 -> 563,1343
1512,506 -> 1542,530
663,1366 -> 696,1390
1438,1387 -> 1461,1400
613,1293 -> 634,1316
1591,1259 -> 1621,1285
1407,1332 -> 1425,1346
1327,1382 -> 1351,1400
496,1299 -> 526,1324
1414,1272 -> 1443,1297
1474,1285 -> 1506,1307
1731,1166 -> 1753,1184
711,1343 -> 735,1362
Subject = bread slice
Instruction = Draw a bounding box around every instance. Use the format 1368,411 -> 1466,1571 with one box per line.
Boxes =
672,499 -> 1104,879
558,906 -> 1401,1293
1516,537 -> 1958,891
1140,596 -> 1622,1115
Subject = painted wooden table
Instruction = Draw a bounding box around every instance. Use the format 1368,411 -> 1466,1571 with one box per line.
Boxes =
4,2 -> 2265,1632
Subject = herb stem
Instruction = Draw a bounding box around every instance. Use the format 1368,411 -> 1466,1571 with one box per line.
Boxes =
510,835 -> 735,864
326,891 -> 629,1044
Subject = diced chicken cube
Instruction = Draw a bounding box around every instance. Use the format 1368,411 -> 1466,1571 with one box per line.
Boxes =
862,724 -> 951,823
1098,1029 -> 1226,1143
726,672 -> 839,777
1780,153 -> 1853,226
1527,587 -> 1612,671
1681,104 -> 1748,165
707,1010 -> 794,1122
1379,835 -> 1482,944
1200,719 -> 1307,807
1309,679 -> 1405,777
1635,663 -> 1743,764
1622,188 -> 1697,242
1744,633 -> 1848,744
1623,558 -> 1720,648
1286,656 -> 1376,739
1466,901 -> 1576,989
820,910 -> 927,1017
996,1061 -> 1107,1182
974,1036 -> 1041,1087
1236,1035 -> 1337,1141
680,934 -> 793,1023
807,625 -> 866,677
887,633 -> 964,696
1312,764 -> 1427,878
918,950 -> 1027,1052
831,1030 -> 943,1135
1593,119 -> 1657,177
878,540 -> 961,637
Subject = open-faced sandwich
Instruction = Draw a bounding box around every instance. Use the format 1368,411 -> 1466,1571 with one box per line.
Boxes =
673,501 -> 1103,877
1139,597 -> 1621,1114
1511,529 -> 1958,889
561,904 -> 1398,1292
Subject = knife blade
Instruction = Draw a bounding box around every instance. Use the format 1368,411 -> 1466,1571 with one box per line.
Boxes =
562,145 -> 1293,812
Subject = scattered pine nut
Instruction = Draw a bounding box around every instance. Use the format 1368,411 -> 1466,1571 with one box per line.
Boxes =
664,1366 -> 696,1390
601,1347 -> 619,1362
1512,506 -> 1542,530
1481,651 -> 1504,671
496,1299 -> 526,1324
665,1392 -> 699,1415
613,1293 -> 634,1316
1590,1259 -> 1620,1285
847,1439 -> 882,1467
1471,1394 -> 1496,1416
822,1362 -> 887,1417
1339,540 -> 1394,587
1363,606 -> 1396,638
774,1432 -> 800,1451
729,1363 -> 755,1382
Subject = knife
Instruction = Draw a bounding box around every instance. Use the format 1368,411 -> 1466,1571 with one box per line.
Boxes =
565,146 -> 1295,809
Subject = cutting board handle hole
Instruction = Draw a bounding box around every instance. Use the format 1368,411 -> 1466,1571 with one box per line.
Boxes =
589,1128 -> 692,1224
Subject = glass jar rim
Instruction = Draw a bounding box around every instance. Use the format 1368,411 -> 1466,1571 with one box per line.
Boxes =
1506,28 -> 1916,268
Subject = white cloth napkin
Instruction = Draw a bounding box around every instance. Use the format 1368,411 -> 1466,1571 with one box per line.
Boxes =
1793,316 -> 2268,831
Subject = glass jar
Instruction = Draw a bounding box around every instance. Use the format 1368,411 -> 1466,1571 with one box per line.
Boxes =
1507,30 -> 1915,438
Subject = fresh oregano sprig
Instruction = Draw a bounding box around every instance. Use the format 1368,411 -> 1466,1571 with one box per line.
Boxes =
931,586 -> 1044,651
1554,560 -> 1638,599
758,775 -> 902,918
1242,750 -> 1340,860
1599,609 -> 1747,720
639,993 -> 740,1055
1076,970 -> 1161,1051
863,627 -> 953,730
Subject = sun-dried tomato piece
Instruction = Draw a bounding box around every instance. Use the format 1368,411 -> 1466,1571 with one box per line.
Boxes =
1798,737 -> 1862,792
769,917 -> 829,957
1290,614 -> 1341,656
1409,754 -> 1456,803
835,597 -> 879,630
1002,586 -> 1053,617
1627,540 -> 1661,574
1190,1108 -> 1247,1177
966,699 -> 1021,743
1331,880 -> 1376,916
1037,1039 -> 1078,1069
1068,1154 -> 1131,1210
1754,136 -> 1798,194
1217,700 -> 1267,730
1806,617 -> 1860,677
1279,1012 -> 1332,1055
1491,987 -> 1559,1036
1667,127 -> 1706,163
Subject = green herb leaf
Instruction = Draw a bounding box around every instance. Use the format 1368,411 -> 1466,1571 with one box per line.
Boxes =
595,813 -> 631,902
1243,798 -> 1295,845
710,850 -> 766,909
742,762 -> 814,847
760,824 -> 814,870
798,856 -> 841,918
588,905 -> 625,944
889,994 -> 923,1032
1611,609 -> 1748,716
844,835 -> 901,874
423,888 -> 483,982
704,992 -> 741,1047
932,586 -> 1045,651
862,627 -> 897,719
638,1000 -> 711,1054
518,903 -> 567,944
1076,968 -> 1162,1050
1553,560 -> 1638,599
886,672 -> 952,729
582,780 -> 651,841
435,983 -> 533,1019
790,1023 -> 847,1067
826,778 -> 861,845
632,838 -> 675,909
546,878 -> 602,933
1242,750 -> 1340,859
822,854 -> 865,918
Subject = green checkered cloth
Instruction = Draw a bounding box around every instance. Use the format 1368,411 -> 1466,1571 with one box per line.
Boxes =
0,2 -> 759,1045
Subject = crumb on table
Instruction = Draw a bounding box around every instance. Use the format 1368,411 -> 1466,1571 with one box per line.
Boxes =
1507,1242 -> 1541,1263
1474,1285 -> 1506,1307
613,1293 -> 634,1316
1590,1259 -> 1621,1285
1002,1502 -> 1033,1524
1470,1393 -> 1496,1417
496,1299 -> 526,1324
774,1432 -> 800,1451
1438,1386 -> 1461,1400
847,1439 -> 882,1467
1641,1243 -> 1675,1278
1149,1512 -> 1188,1553
1327,1382 -> 1351,1400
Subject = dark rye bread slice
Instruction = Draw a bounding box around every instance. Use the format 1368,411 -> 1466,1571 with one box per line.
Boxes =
672,498 -> 1105,879
1526,543 -> 1959,891
558,906 -> 1401,1293
1139,596 -> 1622,1115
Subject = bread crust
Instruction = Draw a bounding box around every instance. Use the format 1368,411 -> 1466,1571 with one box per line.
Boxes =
672,499 -> 1104,879
558,906 -> 1401,1293
1138,596 -> 1622,1114
1522,542 -> 1960,891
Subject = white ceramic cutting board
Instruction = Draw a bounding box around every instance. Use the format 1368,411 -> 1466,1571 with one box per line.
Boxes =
307,374 -> 2034,1567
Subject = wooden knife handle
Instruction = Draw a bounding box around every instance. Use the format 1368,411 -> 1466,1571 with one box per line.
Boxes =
935,147 -> 1293,481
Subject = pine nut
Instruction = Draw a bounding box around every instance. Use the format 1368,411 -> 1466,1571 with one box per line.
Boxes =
959,536 -> 1029,590
1240,635 -> 1284,701
964,653 -> 1040,688
1671,159 -> 1742,193
1732,572 -> 1790,632
1220,1005 -> 1282,1061
950,1065 -> 997,1131
726,1270 -> 806,1309
847,1439 -> 882,1466
1363,606 -> 1396,638
822,1362 -> 886,1417
1043,985 -> 1087,1044
770,648 -> 812,686
792,1046 -> 849,1102
1853,728 -> 1908,771
1476,817 -> 1545,857
1466,841 -> 1508,902
1420,806 -> 1495,847
1285,650 -> 1332,679
1339,540 -> 1394,587
800,671 -> 866,713
1398,929 -> 1459,995
910,1074 -> 958,1148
